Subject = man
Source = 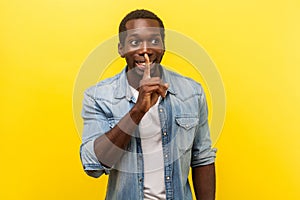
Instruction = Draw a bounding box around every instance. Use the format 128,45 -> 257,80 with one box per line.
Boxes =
80,9 -> 216,200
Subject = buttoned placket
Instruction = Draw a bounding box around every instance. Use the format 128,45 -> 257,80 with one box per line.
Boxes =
158,97 -> 173,200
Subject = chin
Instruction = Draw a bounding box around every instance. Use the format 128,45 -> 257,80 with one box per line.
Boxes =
127,65 -> 144,77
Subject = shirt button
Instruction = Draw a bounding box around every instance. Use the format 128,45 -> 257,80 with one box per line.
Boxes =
139,178 -> 142,182
159,109 -> 163,113
166,176 -> 170,180
165,154 -> 168,158
163,132 -> 167,136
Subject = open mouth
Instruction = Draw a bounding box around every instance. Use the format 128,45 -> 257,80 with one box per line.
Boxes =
135,59 -> 156,69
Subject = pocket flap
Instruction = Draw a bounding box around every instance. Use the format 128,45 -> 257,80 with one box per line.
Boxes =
175,117 -> 199,130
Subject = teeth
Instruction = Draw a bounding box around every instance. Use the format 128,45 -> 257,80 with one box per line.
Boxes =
136,61 -> 153,66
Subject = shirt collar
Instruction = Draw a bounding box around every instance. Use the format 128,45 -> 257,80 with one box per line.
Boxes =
113,67 -> 131,99
161,66 -> 176,95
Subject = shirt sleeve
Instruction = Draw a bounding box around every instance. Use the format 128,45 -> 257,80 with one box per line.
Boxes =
79,87 -> 112,178
191,91 -> 217,167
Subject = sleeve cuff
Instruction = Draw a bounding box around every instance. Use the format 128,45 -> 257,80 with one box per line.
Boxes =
80,140 -> 112,177
191,148 -> 217,167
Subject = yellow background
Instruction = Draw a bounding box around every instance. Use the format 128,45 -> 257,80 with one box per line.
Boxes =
1,0 -> 299,199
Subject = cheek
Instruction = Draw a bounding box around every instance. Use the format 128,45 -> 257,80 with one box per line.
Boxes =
124,51 -> 135,58
124,54 -> 136,66
125,57 -> 133,64
156,50 -> 164,58
154,47 -> 164,54
124,46 -> 139,54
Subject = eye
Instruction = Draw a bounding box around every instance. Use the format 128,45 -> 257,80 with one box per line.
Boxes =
151,38 -> 160,45
129,40 -> 140,46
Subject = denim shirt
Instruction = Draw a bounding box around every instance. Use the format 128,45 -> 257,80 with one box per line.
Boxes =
80,66 -> 216,200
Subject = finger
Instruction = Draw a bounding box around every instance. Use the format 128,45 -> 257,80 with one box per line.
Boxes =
158,82 -> 169,98
139,80 -> 169,95
143,53 -> 151,80
157,84 -> 169,98
142,84 -> 168,98
140,85 -> 160,93
159,81 -> 169,89
163,83 -> 169,90
139,77 -> 161,87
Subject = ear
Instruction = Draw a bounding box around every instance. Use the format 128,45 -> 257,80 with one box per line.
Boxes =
118,43 -> 125,58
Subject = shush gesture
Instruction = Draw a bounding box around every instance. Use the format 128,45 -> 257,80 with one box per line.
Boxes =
143,53 -> 151,79
135,53 -> 169,114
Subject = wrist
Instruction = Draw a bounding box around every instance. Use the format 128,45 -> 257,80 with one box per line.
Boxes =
130,105 -> 146,124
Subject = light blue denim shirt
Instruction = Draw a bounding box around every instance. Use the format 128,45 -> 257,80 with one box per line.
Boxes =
80,66 -> 216,200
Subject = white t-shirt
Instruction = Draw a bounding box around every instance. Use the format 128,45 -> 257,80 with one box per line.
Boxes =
130,86 -> 166,200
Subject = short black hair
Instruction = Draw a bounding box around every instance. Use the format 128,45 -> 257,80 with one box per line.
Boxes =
118,9 -> 165,46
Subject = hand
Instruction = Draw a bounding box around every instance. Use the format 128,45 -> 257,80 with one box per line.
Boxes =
134,54 -> 169,114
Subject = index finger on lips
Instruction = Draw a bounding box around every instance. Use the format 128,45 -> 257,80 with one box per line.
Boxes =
142,53 -> 151,80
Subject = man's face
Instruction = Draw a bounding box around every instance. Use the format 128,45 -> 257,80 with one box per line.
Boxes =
118,18 -> 165,77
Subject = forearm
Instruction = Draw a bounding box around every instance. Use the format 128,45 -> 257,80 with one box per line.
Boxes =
192,163 -> 216,200
93,106 -> 145,167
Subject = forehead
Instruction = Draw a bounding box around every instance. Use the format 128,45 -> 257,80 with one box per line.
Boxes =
125,18 -> 161,37
125,18 -> 160,29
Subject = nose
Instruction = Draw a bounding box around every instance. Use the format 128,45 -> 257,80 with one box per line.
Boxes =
138,41 -> 151,55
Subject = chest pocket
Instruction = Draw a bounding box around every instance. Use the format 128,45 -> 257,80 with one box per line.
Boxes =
175,116 -> 199,152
